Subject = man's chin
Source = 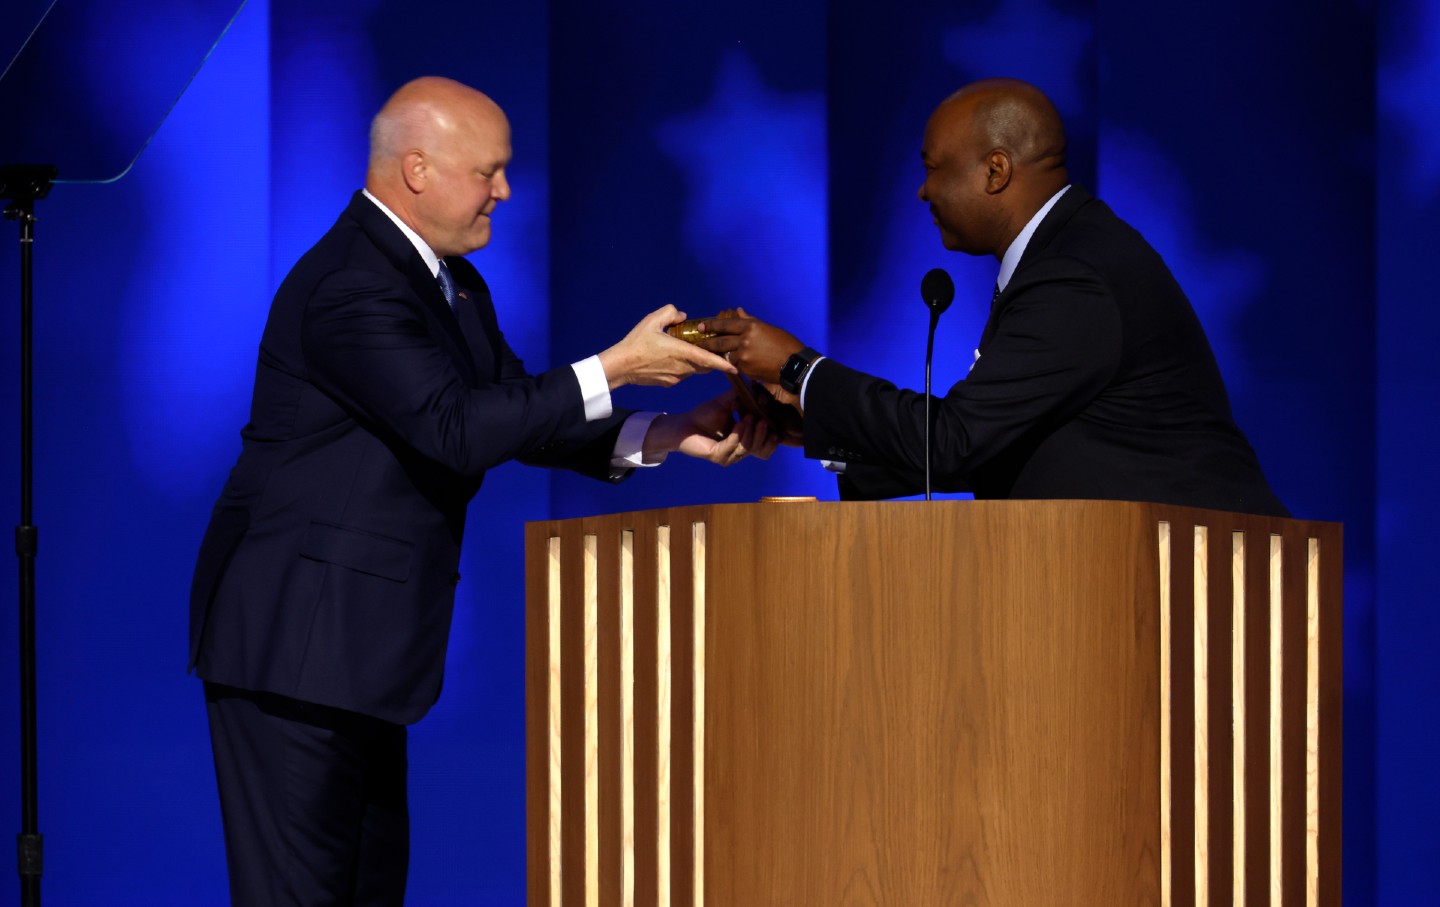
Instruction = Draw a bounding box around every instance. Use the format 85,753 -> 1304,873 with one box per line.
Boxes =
937,230 -> 984,256
468,223 -> 492,251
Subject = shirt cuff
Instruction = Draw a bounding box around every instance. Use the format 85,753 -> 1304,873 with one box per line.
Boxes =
798,355 -> 828,411
822,459 -> 847,474
612,412 -> 666,468
572,355 -> 612,421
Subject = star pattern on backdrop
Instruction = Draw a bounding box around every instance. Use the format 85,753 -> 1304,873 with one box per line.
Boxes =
654,50 -> 826,314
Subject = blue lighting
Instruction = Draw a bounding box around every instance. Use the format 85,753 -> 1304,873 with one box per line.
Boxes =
1380,0 -> 1440,199
655,50 -> 827,327
942,0 -> 1094,118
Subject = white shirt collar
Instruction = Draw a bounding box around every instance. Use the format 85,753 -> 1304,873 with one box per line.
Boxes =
361,188 -> 442,278
996,184 -> 1070,292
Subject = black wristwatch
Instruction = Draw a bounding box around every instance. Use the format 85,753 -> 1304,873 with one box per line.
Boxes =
778,346 -> 821,395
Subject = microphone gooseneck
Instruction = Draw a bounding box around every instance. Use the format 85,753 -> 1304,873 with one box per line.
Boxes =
920,269 -> 954,501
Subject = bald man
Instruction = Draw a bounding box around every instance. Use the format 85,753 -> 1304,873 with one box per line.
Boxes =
701,78 -> 1287,516
189,77 -> 769,904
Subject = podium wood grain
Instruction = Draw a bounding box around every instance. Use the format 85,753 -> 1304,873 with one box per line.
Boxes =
525,501 -> 1341,906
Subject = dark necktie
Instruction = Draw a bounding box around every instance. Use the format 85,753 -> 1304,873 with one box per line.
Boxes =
436,261 -> 458,309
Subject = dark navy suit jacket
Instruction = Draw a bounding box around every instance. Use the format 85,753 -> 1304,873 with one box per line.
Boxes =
190,192 -> 629,724
807,186 -> 1288,517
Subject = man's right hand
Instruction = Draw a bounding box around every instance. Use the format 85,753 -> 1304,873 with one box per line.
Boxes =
598,305 -> 736,389
693,307 -> 804,385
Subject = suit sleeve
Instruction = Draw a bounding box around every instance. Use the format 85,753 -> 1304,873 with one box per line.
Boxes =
459,271 -> 634,480
300,267 -> 606,477
803,255 -> 1122,488
498,326 -> 632,481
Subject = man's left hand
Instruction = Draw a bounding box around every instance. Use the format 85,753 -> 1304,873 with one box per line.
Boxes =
643,391 -> 779,466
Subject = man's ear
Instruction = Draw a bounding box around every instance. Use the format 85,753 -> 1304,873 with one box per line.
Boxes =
402,150 -> 427,193
983,149 -> 1013,195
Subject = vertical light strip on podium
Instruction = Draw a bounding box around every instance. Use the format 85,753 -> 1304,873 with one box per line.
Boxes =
1269,535 -> 1284,905
656,526 -> 673,906
547,536 -> 564,907
1194,525 -> 1211,907
620,531 -> 636,907
1232,531 -> 1247,907
585,534 -> 600,907
1158,521 -> 1173,907
691,521 -> 707,907
1305,538 -> 1321,907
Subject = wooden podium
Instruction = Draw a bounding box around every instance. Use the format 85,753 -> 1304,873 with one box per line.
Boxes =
524,501 -> 1341,906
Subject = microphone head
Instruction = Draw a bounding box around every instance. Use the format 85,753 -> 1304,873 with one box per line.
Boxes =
920,268 -> 954,315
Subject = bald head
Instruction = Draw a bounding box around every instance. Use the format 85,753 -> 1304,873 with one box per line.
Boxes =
918,78 -> 1069,257
366,76 -> 512,257
942,78 -> 1067,179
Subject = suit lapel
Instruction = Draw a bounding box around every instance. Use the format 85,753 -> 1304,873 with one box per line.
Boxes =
345,193 -> 480,384
979,185 -> 1094,349
408,254 -> 482,385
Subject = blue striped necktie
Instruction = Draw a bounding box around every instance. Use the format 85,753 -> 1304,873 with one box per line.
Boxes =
436,261 -> 458,309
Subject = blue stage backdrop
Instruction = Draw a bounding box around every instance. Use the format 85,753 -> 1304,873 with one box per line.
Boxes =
1376,0 -> 1440,901
0,0 -> 1434,904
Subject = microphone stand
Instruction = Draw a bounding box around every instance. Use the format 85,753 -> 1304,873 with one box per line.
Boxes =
3,163 -> 55,907
919,268 -> 953,501
925,309 -> 939,501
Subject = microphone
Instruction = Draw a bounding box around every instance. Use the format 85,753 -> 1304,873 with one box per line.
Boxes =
920,268 -> 954,501
921,267 -> 954,315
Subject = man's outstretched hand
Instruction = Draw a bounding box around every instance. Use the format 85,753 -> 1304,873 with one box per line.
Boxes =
694,307 -> 804,386
599,305 -> 736,389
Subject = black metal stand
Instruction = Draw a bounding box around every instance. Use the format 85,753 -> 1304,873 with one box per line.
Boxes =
924,310 -> 938,501
919,267 -> 953,501
2,163 -> 54,907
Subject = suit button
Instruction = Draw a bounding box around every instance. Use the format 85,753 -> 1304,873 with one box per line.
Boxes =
451,573 -> 462,585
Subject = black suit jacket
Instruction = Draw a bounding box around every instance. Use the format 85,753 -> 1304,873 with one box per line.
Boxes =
806,186 -> 1288,517
190,192 -> 630,724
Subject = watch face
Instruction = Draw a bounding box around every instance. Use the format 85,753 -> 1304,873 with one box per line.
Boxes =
780,351 -> 809,393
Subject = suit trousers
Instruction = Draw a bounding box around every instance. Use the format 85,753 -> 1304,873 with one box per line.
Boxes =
205,682 -> 410,906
